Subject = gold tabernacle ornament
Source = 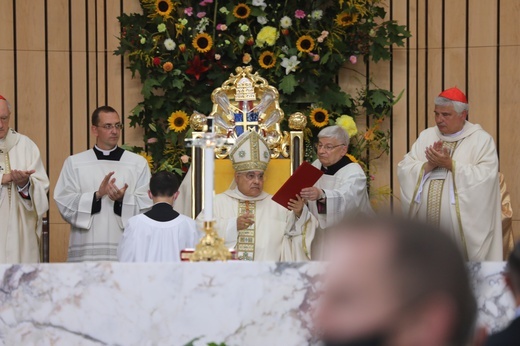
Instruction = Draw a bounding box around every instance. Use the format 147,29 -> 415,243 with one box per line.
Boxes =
190,221 -> 232,262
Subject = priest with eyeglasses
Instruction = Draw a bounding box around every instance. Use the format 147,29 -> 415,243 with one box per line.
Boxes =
54,106 -> 152,262
197,130 -> 316,261
299,125 -> 374,260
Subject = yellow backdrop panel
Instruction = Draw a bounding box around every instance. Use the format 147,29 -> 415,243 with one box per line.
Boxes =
215,159 -> 291,195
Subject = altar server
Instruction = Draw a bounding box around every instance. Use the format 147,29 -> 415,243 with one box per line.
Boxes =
299,125 -> 374,259
397,87 -> 502,261
54,106 -> 152,262
0,95 -> 49,263
118,171 -> 200,262
198,131 -> 315,261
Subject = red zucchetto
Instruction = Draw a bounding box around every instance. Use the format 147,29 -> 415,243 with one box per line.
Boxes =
438,87 -> 468,104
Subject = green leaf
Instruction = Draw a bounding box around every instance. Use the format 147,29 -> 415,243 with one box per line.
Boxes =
278,74 -> 297,94
142,78 -> 160,98
149,123 -> 157,132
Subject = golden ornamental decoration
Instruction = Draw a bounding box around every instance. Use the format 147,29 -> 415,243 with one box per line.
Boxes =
190,221 -> 232,262
288,112 -> 307,130
189,111 -> 207,131
209,66 -> 288,158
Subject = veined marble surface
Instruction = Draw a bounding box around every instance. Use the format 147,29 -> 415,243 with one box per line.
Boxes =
0,261 -> 514,345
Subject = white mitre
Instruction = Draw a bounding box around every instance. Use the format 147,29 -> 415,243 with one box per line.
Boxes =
229,131 -> 270,172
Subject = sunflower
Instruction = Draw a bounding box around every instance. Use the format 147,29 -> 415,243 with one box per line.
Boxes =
309,108 -> 329,128
296,35 -> 315,53
233,4 -> 251,19
335,12 -> 359,27
258,51 -> 276,69
155,0 -> 174,18
192,33 -> 213,53
139,151 -> 154,170
168,110 -> 189,132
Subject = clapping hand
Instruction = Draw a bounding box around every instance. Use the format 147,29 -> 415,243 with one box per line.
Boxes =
97,172 -> 128,202
424,141 -> 453,172
10,169 -> 35,188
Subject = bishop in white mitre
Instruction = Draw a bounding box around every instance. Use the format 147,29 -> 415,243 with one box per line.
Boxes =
198,131 -> 315,261
397,87 -> 502,261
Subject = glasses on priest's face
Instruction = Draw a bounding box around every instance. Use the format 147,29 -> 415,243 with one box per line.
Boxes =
240,172 -> 265,181
96,123 -> 124,130
315,143 -> 346,152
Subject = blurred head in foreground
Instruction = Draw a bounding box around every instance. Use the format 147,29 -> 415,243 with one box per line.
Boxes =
315,216 -> 476,346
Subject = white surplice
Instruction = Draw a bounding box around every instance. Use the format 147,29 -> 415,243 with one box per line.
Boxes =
307,159 -> 374,259
0,129 -> 49,263
54,148 -> 152,262
117,213 -> 199,262
397,121 -> 502,261
198,187 -> 315,261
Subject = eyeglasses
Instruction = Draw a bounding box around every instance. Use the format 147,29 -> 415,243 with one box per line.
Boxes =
96,123 -> 124,130
240,172 -> 264,181
315,143 -> 346,152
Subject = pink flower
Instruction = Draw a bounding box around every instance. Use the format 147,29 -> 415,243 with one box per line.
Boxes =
197,12 -> 206,18
216,24 -> 228,31
181,155 -> 190,164
309,53 -> 320,62
215,54 -> 221,61
184,7 -> 193,16
147,137 -> 158,144
295,10 -> 306,19
200,0 -> 213,4
349,55 -> 357,64
321,30 -> 329,38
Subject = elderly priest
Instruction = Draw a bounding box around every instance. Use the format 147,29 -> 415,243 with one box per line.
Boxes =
198,131 -> 316,261
397,87 -> 502,261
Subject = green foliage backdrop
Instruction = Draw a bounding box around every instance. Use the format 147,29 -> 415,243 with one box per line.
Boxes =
115,0 -> 410,182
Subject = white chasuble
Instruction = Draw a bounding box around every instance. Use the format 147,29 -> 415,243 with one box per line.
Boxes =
54,148 -> 152,262
199,188 -> 315,261
397,122 -> 502,261
0,129 -> 49,263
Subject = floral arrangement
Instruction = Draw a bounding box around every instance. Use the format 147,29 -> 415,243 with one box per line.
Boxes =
115,0 -> 410,180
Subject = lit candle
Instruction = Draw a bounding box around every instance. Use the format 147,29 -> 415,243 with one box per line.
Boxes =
204,146 -> 214,221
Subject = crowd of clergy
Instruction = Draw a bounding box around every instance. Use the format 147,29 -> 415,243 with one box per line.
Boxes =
0,86 -> 509,263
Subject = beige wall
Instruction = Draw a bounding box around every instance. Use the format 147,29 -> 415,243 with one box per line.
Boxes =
0,0 -> 518,261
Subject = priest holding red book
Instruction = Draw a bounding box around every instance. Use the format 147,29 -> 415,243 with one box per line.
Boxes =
397,87 -> 502,261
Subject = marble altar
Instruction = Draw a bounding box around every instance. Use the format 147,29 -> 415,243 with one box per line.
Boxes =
0,261 -> 514,345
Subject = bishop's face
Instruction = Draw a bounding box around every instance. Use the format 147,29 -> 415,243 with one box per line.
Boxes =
0,100 -> 10,140
92,111 -> 121,150
235,170 -> 264,198
434,104 -> 466,135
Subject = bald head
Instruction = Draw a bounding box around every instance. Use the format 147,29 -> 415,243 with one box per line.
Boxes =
0,97 -> 11,140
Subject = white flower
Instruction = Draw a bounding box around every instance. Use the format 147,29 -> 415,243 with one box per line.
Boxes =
281,45 -> 289,54
164,38 -> 176,51
252,0 -> 266,7
140,37 -> 146,44
219,7 -> 229,14
239,35 -> 245,44
257,16 -> 268,25
240,24 -> 249,32
311,10 -> 323,20
215,54 -> 221,60
280,56 -> 300,75
280,16 -> 292,29
195,17 -> 210,33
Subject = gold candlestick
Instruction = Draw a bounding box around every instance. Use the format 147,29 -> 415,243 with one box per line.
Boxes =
190,221 -> 232,262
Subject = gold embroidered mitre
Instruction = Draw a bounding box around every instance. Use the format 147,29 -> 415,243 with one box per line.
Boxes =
229,131 -> 270,172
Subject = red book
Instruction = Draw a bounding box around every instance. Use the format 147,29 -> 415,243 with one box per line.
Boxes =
272,161 -> 324,209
